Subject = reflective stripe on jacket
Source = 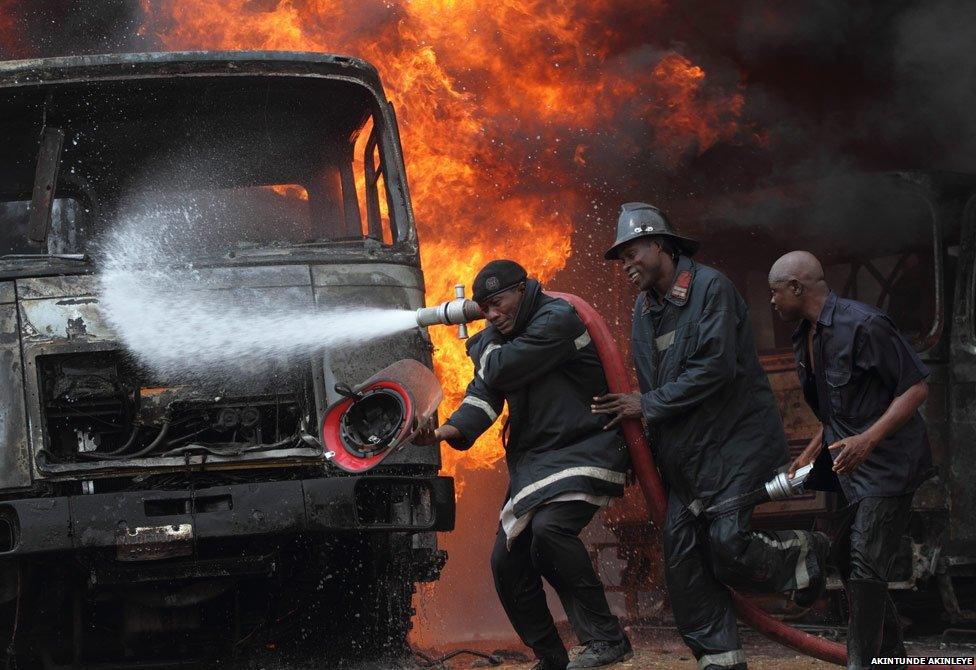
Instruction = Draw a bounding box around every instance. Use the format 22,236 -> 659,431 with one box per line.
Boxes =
446,281 -> 629,517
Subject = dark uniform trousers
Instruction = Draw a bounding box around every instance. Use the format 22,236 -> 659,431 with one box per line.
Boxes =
664,490 -> 822,670
490,501 -> 625,662
831,493 -> 914,656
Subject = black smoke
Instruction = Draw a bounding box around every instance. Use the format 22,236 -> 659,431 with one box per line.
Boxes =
1,0 -> 974,312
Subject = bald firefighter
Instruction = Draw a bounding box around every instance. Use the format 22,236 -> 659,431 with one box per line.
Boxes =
416,260 -> 632,670
594,203 -> 829,670
769,251 -> 933,670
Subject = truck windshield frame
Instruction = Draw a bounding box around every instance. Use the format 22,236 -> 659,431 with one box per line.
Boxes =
0,55 -> 417,272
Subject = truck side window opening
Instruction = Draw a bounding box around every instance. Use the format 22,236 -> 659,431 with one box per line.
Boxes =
0,197 -> 89,255
353,113 -> 397,245
0,201 -> 42,255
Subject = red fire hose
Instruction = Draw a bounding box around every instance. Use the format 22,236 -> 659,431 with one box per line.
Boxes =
548,292 -> 849,666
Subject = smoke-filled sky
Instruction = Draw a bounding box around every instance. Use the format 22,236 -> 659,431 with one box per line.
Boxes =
3,0 -> 975,337
3,0 -> 975,190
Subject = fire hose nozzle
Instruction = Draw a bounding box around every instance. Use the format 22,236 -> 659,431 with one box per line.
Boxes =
703,462 -> 815,518
765,463 -> 815,501
415,284 -> 484,338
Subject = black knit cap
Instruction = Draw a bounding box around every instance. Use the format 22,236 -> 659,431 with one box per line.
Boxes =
472,260 -> 527,303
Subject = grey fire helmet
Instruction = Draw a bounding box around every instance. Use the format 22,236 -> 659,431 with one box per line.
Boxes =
603,202 -> 699,260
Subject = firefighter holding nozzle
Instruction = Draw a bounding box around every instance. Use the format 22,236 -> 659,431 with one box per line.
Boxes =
594,203 -> 830,670
415,260 -> 632,670
768,251 -> 933,670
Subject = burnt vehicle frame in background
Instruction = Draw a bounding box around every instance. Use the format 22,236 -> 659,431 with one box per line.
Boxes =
0,51 -> 454,666
599,171 -> 976,627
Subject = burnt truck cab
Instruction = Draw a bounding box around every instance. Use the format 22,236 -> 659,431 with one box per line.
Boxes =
672,171 -> 976,622
0,52 -> 453,664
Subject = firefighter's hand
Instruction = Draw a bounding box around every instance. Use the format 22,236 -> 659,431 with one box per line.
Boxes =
828,433 -> 876,475
787,452 -> 816,480
591,393 -> 642,430
788,435 -> 823,479
412,420 -> 439,445
413,421 -> 461,446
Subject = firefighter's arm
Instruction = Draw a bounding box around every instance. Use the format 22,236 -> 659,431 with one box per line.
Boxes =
828,380 -> 928,475
640,279 -> 738,422
440,365 -> 505,451
478,308 -> 590,392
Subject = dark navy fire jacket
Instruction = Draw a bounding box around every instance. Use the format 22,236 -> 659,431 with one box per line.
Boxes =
793,291 -> 934,502
631,255 -> 789,511
443,280 -> 629,518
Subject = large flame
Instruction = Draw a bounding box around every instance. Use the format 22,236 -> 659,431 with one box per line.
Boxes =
138,0 -> 743,482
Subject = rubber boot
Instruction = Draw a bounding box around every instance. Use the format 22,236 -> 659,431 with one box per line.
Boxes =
846,579 -> 887,669
878,592 -> 906,668
793,531 -> 831,607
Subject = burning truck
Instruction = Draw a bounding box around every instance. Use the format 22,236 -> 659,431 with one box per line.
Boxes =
0,51 -> 455,665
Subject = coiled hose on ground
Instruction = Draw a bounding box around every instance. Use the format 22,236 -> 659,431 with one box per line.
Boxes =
547,292 -> 849,666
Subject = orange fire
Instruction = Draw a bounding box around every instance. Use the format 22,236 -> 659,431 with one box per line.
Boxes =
139,0 -> 744,481
266,184 -> 310,201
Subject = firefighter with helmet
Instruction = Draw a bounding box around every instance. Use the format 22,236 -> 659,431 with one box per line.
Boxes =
594,203 -> 830,670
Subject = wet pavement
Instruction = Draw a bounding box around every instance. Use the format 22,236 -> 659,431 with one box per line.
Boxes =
404,625 -> 976,670
233,624 -> 976,669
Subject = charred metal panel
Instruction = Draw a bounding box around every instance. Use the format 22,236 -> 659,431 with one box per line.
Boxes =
17,268 -> 320,478
70,482 -> 307,550
311,263 -> 424,292
0,475 -> 453,555
0,498 -> 69,553
0,303 -> 31,489
948,193 -> 976,548
0,282 -> 15,305
304,476 -> 454,531
0,51 -> 385,96
17,266 -> 312,300
174,265 -> 313,291
916,362 -> 950,511
321,330 -> 437,469
312,263 -> 437,468
949,382 -> 976,547
14,261 -> 436,476
18,293 -> 112,342
36,446 -> 322,477
116,523 -> 194,561
27,127 -> 65,245
91,554 -> 277,586
15,274 -> 98,301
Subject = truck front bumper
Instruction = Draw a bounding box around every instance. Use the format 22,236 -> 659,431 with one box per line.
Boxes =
0,475 -> 455,557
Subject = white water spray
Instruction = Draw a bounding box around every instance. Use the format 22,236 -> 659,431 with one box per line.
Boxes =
98,213 -> 419,381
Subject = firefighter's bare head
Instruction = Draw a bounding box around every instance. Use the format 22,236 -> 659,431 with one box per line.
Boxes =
768,251 -> 829,322
616,236 -> 679,294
